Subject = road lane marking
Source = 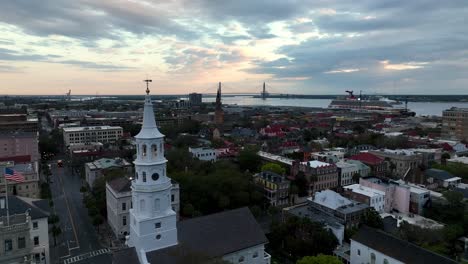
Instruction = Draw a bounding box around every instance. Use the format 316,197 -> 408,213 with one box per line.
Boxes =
62,248 -> 111,264
56,165 -> 80,249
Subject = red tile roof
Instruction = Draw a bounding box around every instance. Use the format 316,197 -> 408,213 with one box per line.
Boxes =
349,152 -> 384,165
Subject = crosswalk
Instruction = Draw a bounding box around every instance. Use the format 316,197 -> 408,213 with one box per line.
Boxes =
63,248 -> 111,264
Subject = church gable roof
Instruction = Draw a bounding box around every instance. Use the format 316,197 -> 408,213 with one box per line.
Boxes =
145,207 -> 268,264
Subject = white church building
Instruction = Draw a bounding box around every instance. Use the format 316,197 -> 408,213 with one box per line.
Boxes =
112,83 -> 271,264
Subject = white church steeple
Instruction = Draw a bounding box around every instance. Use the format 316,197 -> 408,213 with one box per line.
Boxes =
128,80 -> 178,263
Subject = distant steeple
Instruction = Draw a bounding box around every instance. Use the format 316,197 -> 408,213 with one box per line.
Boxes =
216,82 -> 222,110
214,82 -> 224,125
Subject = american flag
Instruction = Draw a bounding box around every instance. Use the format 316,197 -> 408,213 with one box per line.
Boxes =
5,168 -> 25,182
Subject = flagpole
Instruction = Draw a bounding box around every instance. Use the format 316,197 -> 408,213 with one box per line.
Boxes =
1,164 -> 8,226
5,174 -> 9,226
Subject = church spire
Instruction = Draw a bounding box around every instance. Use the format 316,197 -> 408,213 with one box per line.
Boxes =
136,79 -> 163,139
216,82 -> 222,110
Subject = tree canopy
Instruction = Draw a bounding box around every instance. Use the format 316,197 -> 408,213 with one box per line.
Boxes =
168,149 -> 265,216
269,216 -> 338,262
261,163 -> 286,175
296,255 -> 342,264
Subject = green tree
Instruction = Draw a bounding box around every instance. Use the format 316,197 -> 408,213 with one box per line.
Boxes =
297,255 -> 342,264
261,163 -> 286,175
352,172 -> 361,183
51,225 -> 62,246
92,214 -> 104,233
362,209 -> 383,229
269,216 -> 338,262
238,147 -> 261,172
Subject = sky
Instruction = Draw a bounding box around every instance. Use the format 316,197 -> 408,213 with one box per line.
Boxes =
0,0 -> 467,95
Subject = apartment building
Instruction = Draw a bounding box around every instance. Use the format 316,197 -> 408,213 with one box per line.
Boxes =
344,184 -> 386,212
369,149 -> 423,179
0,132 -> 40,163
188,147 -> 217,162
62,126 -> 123,146
291,160 -> 339,195
442,107 -> 468,141
253,171 -> 290,207
336,161 -> 361,186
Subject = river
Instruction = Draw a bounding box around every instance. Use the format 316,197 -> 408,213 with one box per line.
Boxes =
202,96 -> 468,116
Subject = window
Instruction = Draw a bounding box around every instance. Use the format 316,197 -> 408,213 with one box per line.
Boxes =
18,237 -> 26,249
34,236 -> 39,246
33,221 -> 38,229
253,252 -> 258,258
135,172 -> 139,180
357,249 -> 360,256
123,216 -> 127,226
383,259 -> 389,264
122,203 -> 126,211
152,173 -> 159,181
171,194 -> 175,202
152,144 -> 158,157
142,144 -> 147,157
140,199 -> 146,212
154,199 -> 160,212
4,239 -> 12,252
143,172 -> 147,182
155,222 -> 161,229
156,234 -> 161,240
371,253 -> 376,264
238,256 -> 245,263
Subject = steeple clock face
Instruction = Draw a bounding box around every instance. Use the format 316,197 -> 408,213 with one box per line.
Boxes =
152,172 -> 160,181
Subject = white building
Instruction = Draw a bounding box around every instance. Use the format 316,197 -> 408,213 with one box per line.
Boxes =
350,226 -> 456,264
106,177 -> 180,239
336,161 -> 360,186
345,159 -> 371,177
188,147 -> 217,162
112,85 -> 270,264
62,125 -> 123,146
0,195 -> 50,264
85,157 -> 132,188
344,184 -> 386,212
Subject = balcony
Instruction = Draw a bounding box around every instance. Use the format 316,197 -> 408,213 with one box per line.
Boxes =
263,252 -> 271,264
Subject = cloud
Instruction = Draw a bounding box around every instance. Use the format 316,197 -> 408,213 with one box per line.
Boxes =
1,0 -> 468,94
325,68 -> 362,74
56,60 -> 135,71
380,60 -> 428,71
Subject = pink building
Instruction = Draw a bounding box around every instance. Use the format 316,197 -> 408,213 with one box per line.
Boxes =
0,132 -> 40,163
359,177 -> 410,214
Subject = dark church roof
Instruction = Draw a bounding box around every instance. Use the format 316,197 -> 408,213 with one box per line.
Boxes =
113,207 -> 268,264
352,226 -> 457,264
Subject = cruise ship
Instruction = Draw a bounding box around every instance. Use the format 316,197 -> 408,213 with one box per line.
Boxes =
329,91 -> 414,115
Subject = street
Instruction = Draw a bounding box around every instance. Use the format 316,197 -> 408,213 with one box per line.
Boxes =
49,161 -> 112,264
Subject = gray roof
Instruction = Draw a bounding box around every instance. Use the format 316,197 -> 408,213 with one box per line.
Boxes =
107,177 -> 132,193
424,168 -> 456,181
0,195 -> 49,220
113,207 -> 268,264
352,226 -> 457,264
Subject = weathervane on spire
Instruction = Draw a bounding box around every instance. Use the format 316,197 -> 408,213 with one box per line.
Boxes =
144,79 -> 152,95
